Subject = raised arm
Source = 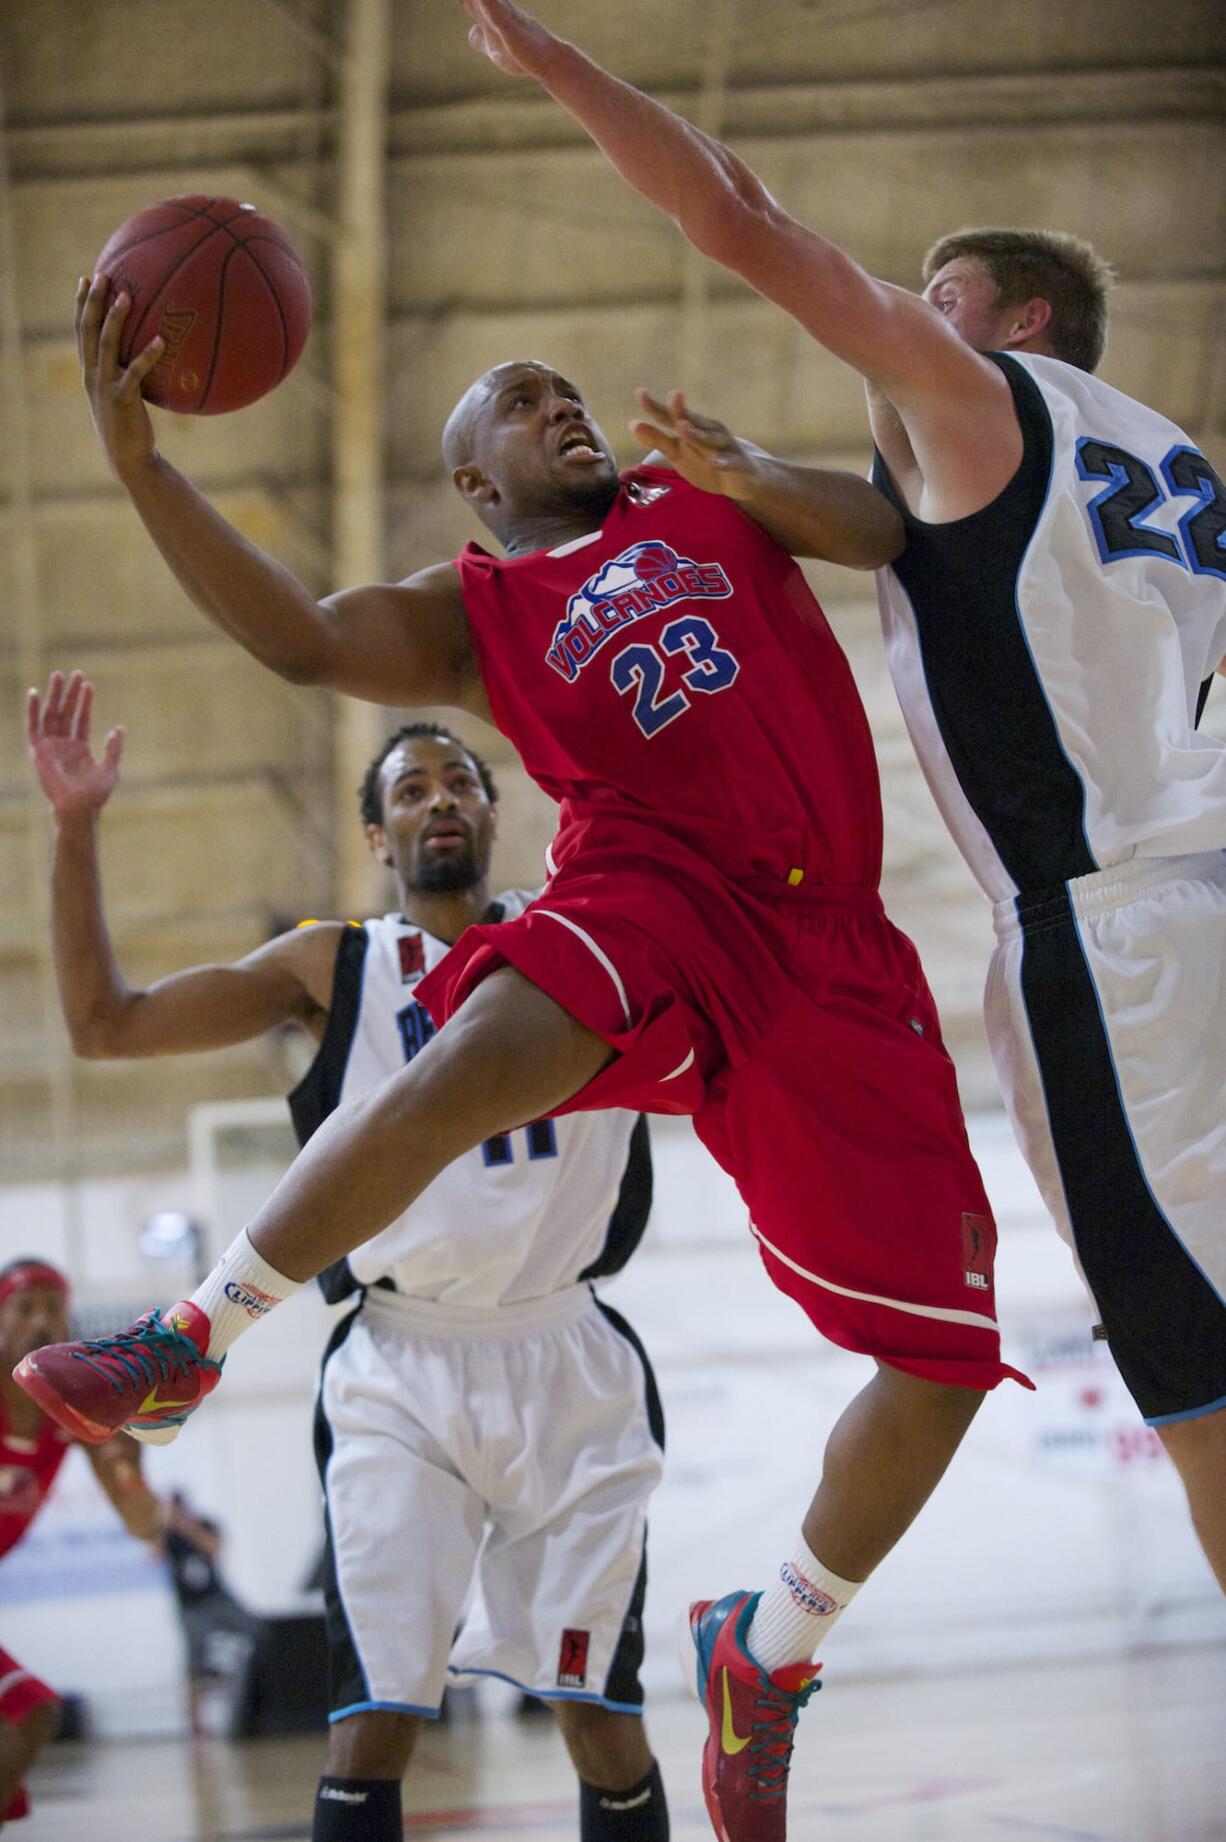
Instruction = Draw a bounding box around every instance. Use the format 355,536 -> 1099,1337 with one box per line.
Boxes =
630,389 -> 903,569
28,672 -> 342,1058
460,2 -> 1019,515
77,277 -> 484,713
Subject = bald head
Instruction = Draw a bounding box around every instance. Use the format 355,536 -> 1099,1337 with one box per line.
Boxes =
441,359 -> 620,547
442,360 -> 557,471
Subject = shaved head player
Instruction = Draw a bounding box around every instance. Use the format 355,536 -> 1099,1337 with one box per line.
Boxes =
25,161 -> 1028,1840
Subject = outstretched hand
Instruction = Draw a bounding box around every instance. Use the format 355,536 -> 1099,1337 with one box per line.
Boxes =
75,274 -> 164,482
459,0 -> 560,79
27,671 -> 125,819
631,389 -> 763,501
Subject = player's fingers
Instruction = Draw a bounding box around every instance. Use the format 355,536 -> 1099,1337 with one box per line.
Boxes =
72,678 -> 93,743
43,669 -> 66,726
677,421 -> 733,462
630,418 -> 680,459
62,670 -> 85,738
25,687 -> 43,752
72,275 -> 90,343
103,726 -> 125,772
78,275 -> 108,371
686,412 -> 731,443
97,290 -> 131,374
668,386 -> 728,440
117,336 -> 164,405
634,388 -> 675,430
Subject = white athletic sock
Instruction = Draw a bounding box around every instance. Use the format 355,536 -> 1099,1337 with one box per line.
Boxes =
171,1229 -> 301,1360
746,1536 -> 863,1671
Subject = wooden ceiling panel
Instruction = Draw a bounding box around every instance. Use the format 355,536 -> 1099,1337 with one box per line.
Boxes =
0,648 -> 317,797
1,0 -> 322,125
11,168 -> 332,339
18,337 -> 327,497
0,489 -> 331,656
391,0 -> 1224,101
385,119 -> 1223,320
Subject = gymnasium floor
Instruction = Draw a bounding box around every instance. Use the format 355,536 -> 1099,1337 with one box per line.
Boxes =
25,1644 -> 1226,1842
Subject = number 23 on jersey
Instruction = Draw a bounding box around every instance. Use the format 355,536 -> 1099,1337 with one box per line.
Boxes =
610,613 -> 740,739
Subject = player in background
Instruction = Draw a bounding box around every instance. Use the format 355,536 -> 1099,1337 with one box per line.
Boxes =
20,281 -> 1031,1830
24,672 -> 668,1842
159,1492 -> 259,1738
0,1259 -> 162,1827
455,0 -> 1226,1594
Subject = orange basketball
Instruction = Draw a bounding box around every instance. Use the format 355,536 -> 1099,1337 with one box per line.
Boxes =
93,195 -> 312,415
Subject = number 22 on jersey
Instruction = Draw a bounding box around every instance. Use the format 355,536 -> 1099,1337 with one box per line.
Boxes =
1077,438 -> 1226,579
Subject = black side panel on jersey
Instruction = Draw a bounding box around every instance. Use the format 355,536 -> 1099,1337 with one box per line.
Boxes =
286,925 -> 370,1304
313,1307 -> 368,1714
872,354 -> 1097,891
580,1115 -> 653,1282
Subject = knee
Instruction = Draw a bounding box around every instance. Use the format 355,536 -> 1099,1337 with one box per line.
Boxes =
554,1704 -> 652,1790
1157,1402 -> 1226,1473
874,1362 -> 986,1429
325,1709 -> 419,1780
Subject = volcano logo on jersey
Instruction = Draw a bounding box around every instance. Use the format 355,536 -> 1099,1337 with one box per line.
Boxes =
545,540 -> 732,682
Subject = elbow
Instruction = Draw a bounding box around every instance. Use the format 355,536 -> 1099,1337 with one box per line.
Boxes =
69,1009 -> 132,1059
845,502 -> 906,573
884,506 -> 907,567
681,155 -> 782,271
260,647 -> 328,688
869,508 -> 907,571
69,1024 -> 117,1060
248,607 -> 340,688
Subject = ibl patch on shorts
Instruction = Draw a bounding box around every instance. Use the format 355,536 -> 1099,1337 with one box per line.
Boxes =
961,1211 -> 995,1290
557,1628 -> 590,1689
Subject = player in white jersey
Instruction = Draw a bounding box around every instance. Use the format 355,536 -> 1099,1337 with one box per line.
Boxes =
25,670 -> 670,1842
456,0 -> 1225,1590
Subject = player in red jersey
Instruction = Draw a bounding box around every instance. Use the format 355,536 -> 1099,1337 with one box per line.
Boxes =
20,270 -> 1028,1837
0,1259 -> 162,1826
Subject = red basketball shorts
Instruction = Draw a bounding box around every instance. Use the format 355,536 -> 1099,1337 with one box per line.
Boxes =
418,865 -> 1030,1394
0,1645 -> 58,1821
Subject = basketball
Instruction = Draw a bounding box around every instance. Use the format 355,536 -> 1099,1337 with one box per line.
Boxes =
92,195 -> 312,415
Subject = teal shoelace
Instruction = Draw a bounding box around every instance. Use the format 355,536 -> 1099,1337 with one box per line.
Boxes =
747,1675 -> 821,1802
69,1314 -> 221,1396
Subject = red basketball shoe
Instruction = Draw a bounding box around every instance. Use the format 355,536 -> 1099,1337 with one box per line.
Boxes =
682,1591 -> 820,1841
13,1303 -> 221,1446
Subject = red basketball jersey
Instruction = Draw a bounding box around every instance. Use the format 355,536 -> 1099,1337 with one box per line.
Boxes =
455,469 -> 883,890
0,1399 -> 71,1560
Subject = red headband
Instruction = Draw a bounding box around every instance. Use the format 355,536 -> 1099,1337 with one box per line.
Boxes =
0,1263 -> 70,1311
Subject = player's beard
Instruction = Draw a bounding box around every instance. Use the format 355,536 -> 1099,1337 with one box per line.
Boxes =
562,471 -> 620,520
409,847 -> 483,894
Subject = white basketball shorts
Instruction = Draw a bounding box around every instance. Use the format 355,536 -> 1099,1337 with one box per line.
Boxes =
314,1282 -> 664,1720
986,849 -> 1226,1424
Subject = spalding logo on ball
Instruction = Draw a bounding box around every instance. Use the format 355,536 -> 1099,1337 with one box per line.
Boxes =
94,195 -> 312,415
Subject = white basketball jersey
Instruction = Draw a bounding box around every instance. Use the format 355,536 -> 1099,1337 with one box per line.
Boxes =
873,352 -> 1226,903
288,898 -> 646,1309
